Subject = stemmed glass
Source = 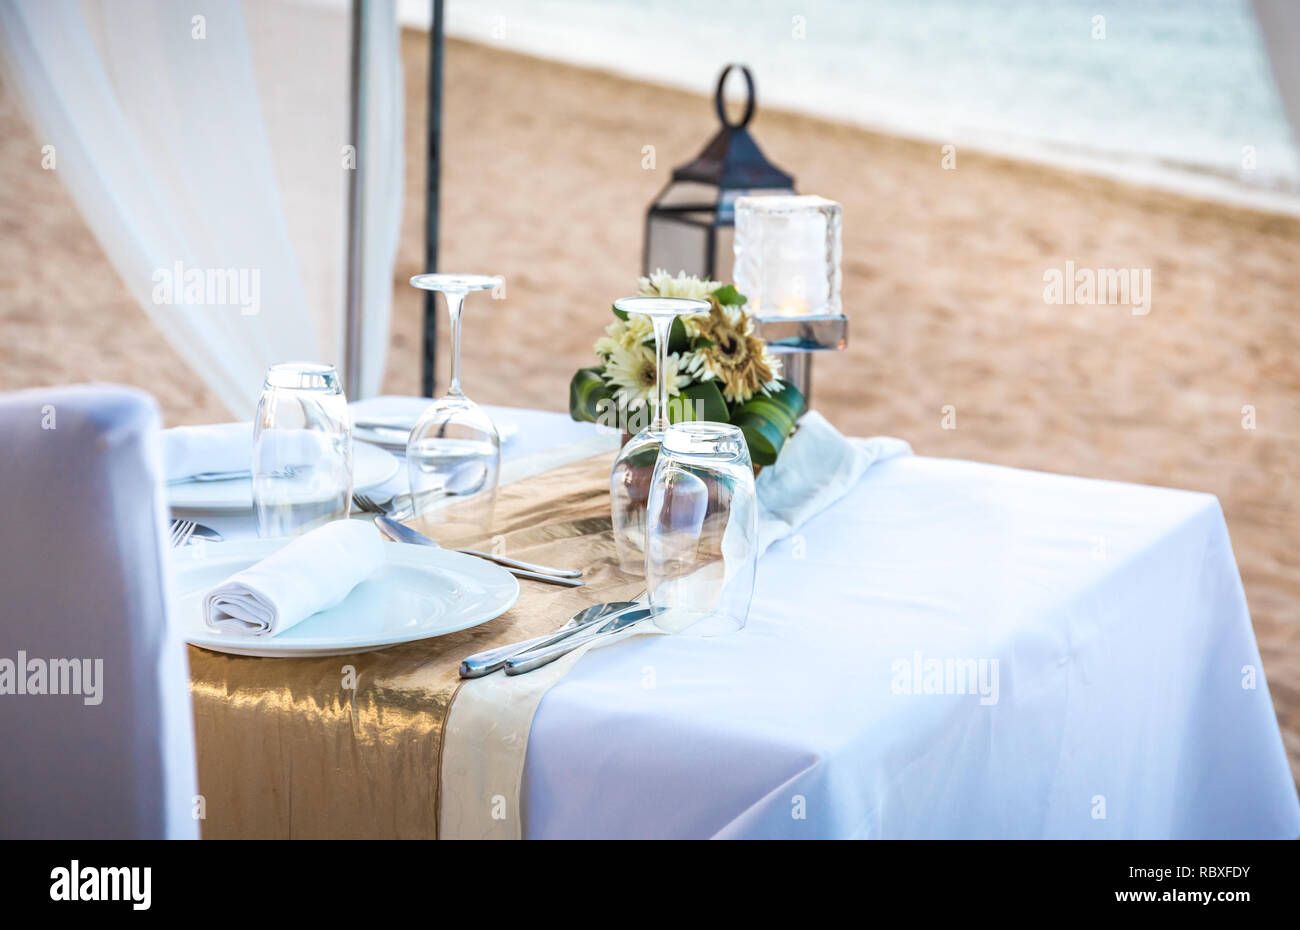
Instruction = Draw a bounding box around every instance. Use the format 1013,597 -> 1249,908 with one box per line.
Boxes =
608,296 -> 712,574
406,274 -> 503,542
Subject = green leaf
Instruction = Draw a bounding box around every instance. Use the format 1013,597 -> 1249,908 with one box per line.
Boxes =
638,316 -> 690,355
711,284 -> 746,307
611,303 -> 628,321
666,379 -> 728,425
666,316 -> 690,354
568,367 -> 613,423
691,337 -> 715,350
729,380 -> 807,466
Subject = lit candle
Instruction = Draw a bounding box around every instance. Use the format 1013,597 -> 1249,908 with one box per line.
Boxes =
734,195 -> 842,318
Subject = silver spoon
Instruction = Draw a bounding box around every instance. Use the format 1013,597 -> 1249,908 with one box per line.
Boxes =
459,601 -> 637,678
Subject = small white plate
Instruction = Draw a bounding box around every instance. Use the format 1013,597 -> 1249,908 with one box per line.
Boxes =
352,416 -> 518,451
167,441 -> 399,512
174,537 -> 520,657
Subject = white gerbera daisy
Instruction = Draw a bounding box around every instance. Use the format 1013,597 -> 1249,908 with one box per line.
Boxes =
637,269 -> 720,301
604,343 -> 689,410
594,313 -> 654,358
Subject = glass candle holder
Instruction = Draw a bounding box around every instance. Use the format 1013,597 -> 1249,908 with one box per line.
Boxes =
734,194 -> 842,318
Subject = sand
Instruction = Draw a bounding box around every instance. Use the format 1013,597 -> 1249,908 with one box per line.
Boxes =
2,33 -> 1298,780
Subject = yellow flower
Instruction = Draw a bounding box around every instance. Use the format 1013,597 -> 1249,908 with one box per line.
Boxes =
684,303 -> 783,404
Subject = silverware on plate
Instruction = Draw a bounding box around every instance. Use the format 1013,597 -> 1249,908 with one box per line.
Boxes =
351,419 -> 413,435
357,495 -> 581,579
168,519 -> 197,548
504,604 -> 654,675
459,600 -> 637,678
167,519 -> 223,548
168,465 -> 305,485
373,514 -> 584,587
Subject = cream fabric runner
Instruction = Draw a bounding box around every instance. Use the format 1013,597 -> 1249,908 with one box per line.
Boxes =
439,414 -> 911,839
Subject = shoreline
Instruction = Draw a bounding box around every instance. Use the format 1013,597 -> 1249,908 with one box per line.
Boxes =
411,27 -> 1300,221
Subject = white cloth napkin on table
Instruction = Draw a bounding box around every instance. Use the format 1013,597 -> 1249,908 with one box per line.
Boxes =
440,411 -> 912,839
755,411 -> 912,553
162,422 -> 252,482
204,520 -> 385,636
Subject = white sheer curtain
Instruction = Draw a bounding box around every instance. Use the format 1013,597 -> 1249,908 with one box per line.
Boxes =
0,0 -> 402,417
1253,0 -> 1300,149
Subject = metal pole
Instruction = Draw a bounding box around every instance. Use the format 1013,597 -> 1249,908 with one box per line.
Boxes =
421,0 -> 445,397
782,352 -> 813,410
343,0 -> 368,401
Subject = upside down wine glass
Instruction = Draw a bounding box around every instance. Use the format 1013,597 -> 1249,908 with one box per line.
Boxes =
406,274 -> 503,543
252,362 -> 352,538
646,421 -> 758,635
609,296 -> 712,575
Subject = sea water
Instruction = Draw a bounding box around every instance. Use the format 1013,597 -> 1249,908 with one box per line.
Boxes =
422,0 -> 1299,210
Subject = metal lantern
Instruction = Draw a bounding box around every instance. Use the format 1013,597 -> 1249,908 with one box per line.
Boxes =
643,64 -> 795,283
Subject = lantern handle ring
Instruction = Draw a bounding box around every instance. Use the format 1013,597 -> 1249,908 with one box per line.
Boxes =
715,64 -> 756,129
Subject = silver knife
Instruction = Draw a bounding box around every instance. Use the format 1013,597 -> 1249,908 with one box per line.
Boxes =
375,515 -> 584,587
459,600 -> 637,678
504,605 -> 654,675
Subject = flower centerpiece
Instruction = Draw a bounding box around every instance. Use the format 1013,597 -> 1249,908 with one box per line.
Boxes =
569,270 -> 806,466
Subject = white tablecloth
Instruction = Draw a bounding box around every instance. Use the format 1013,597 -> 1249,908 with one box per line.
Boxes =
523,455 -> 1300,838
171,403 -> 1299,838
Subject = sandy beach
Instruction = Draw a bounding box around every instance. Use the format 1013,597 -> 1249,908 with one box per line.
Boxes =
2,33 -> 1298,778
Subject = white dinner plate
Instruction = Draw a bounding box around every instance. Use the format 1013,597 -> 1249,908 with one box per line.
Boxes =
173,536 -> 520,657
166,441 -> 399,512
351,416 -> 518,451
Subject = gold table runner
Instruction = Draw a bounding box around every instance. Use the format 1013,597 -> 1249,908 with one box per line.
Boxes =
189,451 -> 641,839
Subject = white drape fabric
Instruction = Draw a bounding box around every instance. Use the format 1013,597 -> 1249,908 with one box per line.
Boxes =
1253,1 -> 1300,148
0,385 -> 198,838
0,0 -> 402,417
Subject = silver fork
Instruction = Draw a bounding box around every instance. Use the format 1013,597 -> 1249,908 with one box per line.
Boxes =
354,493 -> 583,579
168,518 -> 197,549
353,492 -> 409,520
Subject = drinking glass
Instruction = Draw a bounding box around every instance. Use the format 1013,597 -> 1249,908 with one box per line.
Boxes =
406,273 -> 503,542
609,296 -> 712,574
253,362 -> 352,537
645,421 -> 758,635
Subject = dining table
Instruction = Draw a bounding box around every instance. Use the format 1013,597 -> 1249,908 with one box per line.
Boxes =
176,398 -> 1300,839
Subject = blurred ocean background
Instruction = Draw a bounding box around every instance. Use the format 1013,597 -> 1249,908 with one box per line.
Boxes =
401,0 -> 1300,211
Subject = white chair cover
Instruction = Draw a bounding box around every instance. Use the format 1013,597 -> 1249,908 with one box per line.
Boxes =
0,385 -> 198,838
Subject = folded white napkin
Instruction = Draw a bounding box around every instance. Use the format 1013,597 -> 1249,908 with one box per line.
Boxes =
754,411 -> 912,553
162,422 -> 252,482
204,520 -> 385,636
